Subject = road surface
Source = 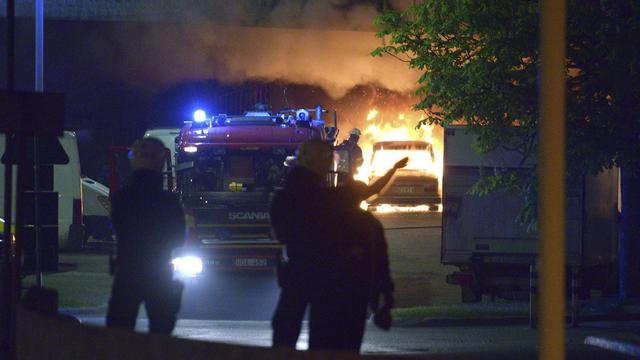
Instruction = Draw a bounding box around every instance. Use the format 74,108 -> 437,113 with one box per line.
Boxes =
176,211 -> 455,320
76,316 -> 634,359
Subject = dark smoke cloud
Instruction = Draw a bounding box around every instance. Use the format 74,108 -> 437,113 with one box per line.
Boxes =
74,0 -> 419,98
92,25 -> 417,98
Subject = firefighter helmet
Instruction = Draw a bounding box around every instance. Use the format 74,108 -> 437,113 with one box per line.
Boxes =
349,128 -> 362,137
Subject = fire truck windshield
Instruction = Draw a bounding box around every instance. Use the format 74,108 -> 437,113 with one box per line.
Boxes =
178,150 -> 289,193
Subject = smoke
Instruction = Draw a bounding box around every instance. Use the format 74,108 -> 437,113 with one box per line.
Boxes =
85,0 -> 420,98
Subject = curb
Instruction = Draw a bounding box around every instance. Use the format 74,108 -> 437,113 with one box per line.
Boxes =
584,335 -> 640,357
396,316 -> 527,327
395,313 -> 640,327
60,306 -> 108,317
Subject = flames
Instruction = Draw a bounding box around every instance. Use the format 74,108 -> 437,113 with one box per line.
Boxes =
353,109 -> 444,212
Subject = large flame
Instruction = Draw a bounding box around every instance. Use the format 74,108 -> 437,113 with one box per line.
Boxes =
353,109 -> 444,212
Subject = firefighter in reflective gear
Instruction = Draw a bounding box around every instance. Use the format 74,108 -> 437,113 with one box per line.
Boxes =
106,137 -> 186,334
336,128 -> 364,184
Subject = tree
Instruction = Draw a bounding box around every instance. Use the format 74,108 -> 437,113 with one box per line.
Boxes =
373,0 -> 640,299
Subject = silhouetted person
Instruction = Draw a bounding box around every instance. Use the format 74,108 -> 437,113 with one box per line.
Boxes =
270,139 -> 337,350
314,160 -> 405,352
336,128 -> 364,184
106,137 -> 185,334
337,180 -> 397,343
343,128 -> 364,174
270,139 -> 404,352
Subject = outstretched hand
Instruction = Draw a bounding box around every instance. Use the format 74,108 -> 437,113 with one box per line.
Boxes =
393,157 -> 409,170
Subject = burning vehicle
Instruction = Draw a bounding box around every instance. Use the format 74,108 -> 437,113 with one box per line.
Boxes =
365,140 -> 441,211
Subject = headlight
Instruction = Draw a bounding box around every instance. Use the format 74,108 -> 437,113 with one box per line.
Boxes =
172,256 -> 203,276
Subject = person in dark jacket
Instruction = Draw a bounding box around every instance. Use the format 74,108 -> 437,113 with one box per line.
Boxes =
270,139 -> 338,349
270,139 -> 404,352
338,181 -> 395,334
106,137 -> 186,334
311,168 -> 402,351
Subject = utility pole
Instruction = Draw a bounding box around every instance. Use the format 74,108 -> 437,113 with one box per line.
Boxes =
34,0 -> 45,289
538,0 -> 567,359
1,0 -> 16,358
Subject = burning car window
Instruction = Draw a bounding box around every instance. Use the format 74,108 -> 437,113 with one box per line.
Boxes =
369,141 -> 437,178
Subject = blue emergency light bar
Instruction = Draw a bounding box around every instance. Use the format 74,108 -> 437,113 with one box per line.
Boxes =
193,109 -> 207,123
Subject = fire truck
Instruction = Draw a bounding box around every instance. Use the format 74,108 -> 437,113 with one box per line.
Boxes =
171,106 -> 337,278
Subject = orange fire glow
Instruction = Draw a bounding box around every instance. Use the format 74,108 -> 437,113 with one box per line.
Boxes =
353,109 -> 444,212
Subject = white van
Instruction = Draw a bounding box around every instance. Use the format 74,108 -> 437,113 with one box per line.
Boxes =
0,131 -> 84,250
81,176 -> 111,241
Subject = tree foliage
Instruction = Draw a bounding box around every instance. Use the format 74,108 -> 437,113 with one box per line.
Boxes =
373,0 -> 640,229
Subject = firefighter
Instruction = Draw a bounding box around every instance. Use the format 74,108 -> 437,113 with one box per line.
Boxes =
336,128 -> 364,184
106,137 -> 186,334
344,127 -> 364,172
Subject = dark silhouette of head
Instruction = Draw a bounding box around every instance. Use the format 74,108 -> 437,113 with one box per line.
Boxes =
131,137 -> 166,173
297,139 -> 333,177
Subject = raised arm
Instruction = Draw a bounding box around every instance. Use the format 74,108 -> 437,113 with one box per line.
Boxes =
362,157 -> 408,199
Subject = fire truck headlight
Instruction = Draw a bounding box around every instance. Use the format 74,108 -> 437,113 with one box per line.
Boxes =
193,109 -> 207,123
172,256 -> 203,276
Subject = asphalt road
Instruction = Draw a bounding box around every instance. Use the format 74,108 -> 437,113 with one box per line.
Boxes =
176,211 -> 455,320
76,316 -> 636,359
65,211 -> 637,358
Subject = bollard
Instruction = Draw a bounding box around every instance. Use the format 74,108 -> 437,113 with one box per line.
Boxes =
571,267 -> 580,327
529,263 -> 537,329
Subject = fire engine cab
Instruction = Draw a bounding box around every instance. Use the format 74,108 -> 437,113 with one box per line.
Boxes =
172,106 -> 337,277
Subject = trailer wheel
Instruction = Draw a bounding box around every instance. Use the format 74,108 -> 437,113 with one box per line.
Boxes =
461,285 -> 482,303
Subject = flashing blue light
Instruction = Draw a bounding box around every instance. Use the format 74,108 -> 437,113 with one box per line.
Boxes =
193,109 -> 207,122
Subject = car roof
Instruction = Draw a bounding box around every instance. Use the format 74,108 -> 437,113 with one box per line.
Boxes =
372,140 -> 432,151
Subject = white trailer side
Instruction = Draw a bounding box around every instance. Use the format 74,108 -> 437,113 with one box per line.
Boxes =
441,126 -> 617,301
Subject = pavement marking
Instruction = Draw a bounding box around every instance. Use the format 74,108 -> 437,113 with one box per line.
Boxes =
584,336 -> 640,357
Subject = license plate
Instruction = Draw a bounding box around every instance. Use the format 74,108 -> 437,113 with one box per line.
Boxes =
234,258 -> 268,267
394,186 -> 416,194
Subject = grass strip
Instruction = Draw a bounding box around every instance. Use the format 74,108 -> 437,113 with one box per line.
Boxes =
393,303 -> 529,323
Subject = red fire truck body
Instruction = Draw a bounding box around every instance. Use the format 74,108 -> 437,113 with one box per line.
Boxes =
172,108 -> 334,277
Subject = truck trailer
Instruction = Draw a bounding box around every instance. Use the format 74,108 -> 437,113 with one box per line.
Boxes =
441,126 -> 618,302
